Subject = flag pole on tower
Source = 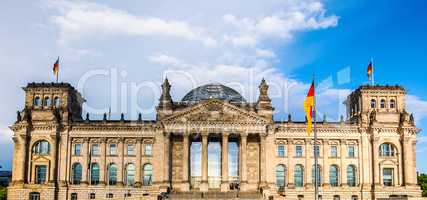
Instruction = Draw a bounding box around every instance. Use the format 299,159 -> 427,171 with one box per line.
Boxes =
304,74 -> 319,200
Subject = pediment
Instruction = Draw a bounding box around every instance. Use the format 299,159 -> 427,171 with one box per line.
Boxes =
162,99 -> 267,124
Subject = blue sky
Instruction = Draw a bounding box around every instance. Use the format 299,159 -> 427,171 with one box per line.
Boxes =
0,0 -> 427,172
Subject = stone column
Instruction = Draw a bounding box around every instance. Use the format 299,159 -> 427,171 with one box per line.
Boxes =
221,132 -> 229,191
135,138 -> 142,187
200,132 -> 209,192
259,133 -> 267,187
240,133 -> 248,191
182,132 -> 190,191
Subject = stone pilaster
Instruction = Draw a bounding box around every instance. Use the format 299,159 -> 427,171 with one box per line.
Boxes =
49,134 -> 58,183
81,138 -> 89,185
135,138 -> 142,187
240,132 -> 248,191
220,132 -> 229,191
340,139 -> 347,186
181,132 -> 190,191
259,133 -> 267,188
322,139 -> 329,187
117,138 -> 124,186
163,132 -> 171,188
99,138 -> 106,185
200,132 -> 209,192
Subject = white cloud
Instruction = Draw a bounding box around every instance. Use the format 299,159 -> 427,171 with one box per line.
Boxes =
407,95 -> 427,123
50,1 -> 217,46
0,125 -> 13,145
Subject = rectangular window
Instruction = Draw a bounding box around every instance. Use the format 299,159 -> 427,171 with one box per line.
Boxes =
74,144 -> 81,156
127,144 -> 135,155
383,168 -> 393,186
35,165 -> 47,184
89,193 -> 96,199
330,146 -> 337,157
295,145 -> 303,157
107,193 -> 114,198
348,146 -> 355,157
313,145 -> 320,157
91,144 -> 100,155
144,144 -> 152,156
109,144 -> 117,155
277,145 -> 285,157
71,193 -> 78,200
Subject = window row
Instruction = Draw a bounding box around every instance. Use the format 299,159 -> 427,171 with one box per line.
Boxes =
71,162 -> 153,186
275,164 -> 357,187
73,143 -> 152,156
33,96 -> 61,107
370,99 -> 396,109
276,144 -> 356,158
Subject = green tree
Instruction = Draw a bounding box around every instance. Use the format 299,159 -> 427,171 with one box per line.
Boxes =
0,186 -> 6,200
419,173 -> 427,197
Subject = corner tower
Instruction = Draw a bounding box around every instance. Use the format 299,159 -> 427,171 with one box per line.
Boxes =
346,85 -> 407,125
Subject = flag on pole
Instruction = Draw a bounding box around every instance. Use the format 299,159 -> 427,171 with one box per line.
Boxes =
53,57 -> 59,82
367,61 -> 373,81
304,81 -> 315,136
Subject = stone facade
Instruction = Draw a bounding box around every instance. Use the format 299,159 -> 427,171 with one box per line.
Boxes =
7,81 -> 423,200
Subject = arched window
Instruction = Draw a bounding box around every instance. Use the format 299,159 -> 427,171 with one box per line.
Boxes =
276,165 -> 286,187
380,99 -> 386,108
329,165 -> 339,187
72,163 -> 82,185
33,140 -> 50,155
34,96 -> 41,107
44,97 -> 51,107
53,97 -> 61,107
371,99 -> 376,109
143,163 -> 153,186
29,192 -> 41,200
125,163 -> 136,186
347,165 -> 357,187
311,164 -> 322,186
390,99 -> 396,109
294,164 -> 304,187
108,163 -> 118,185
379,143 -> 395,157
90,163 -> 100,185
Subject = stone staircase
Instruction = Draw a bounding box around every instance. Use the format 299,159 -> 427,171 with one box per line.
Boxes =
168,191 -> 263,200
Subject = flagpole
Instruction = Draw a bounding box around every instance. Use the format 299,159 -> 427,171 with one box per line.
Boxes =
371,58 -> 374,86
313,74 -> 319,200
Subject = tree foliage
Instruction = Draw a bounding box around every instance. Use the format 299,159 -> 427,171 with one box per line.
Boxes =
0,187 -> 6,200
419,173 -> 427,197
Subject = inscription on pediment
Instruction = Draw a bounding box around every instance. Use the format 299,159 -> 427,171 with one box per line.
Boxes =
164,100 -> 266,123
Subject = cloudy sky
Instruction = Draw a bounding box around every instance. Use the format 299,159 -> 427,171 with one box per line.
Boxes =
1,0 -> 427,172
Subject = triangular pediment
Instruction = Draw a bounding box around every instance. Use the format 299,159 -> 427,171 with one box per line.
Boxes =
162,99 -> 267,123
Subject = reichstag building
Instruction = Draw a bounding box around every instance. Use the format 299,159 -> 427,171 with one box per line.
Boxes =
7,79 -> 422,199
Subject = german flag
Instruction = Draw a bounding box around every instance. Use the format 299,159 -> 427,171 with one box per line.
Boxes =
304,81 -> 315,136
367,61 -> 373,80
53,57 -> 59,79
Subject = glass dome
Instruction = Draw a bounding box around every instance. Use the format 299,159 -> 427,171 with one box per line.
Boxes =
181,84 -> 246,104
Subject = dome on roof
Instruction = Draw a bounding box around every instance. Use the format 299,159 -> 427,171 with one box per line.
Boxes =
181,83 -> 246,104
